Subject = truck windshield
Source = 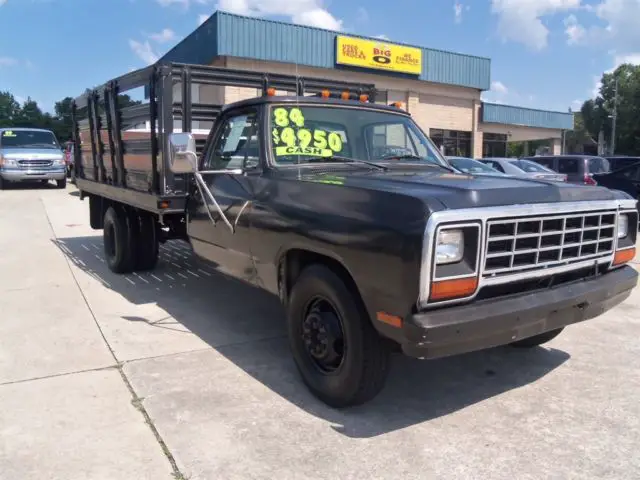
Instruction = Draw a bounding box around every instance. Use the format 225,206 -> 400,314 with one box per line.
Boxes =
1,130 -> 60,149
268,104 -> 448,168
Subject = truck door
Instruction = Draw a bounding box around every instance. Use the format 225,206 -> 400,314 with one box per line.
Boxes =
187,109 -> 259,283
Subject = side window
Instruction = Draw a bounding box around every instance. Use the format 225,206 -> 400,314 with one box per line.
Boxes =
557,158 -> 580,174
486,161 -> 504,173
207,112 -> 259,170
534,157 -> 555,170
614,166 -> 640,181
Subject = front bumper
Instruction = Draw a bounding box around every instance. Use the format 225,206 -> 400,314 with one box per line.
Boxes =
402,265 -> 638,359
0,168 -> 67,181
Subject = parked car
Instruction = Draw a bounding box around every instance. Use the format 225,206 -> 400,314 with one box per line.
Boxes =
591,162 -> 640,209
70,62 -> 638,408
603,155 -> 640,172
480,157 -> 567,182
523,154 -> 610,185
0,128 -> 67,189
445,156 -> 507,176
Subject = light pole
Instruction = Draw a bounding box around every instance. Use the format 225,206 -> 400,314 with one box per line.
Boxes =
610,77 -> 619,155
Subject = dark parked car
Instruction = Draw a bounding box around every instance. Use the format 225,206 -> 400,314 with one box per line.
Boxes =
604,156 -> 640,172
524,155 -> 610,185
592,162 -> 640,207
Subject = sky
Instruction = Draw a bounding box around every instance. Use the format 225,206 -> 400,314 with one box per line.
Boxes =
1,0 -> 639,114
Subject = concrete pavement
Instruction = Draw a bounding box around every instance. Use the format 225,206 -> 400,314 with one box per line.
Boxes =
1,182 -> 639,479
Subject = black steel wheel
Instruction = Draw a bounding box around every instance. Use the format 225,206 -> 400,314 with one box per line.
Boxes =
287,264 -> 391,408
103,206 -> 134,274
301,296 -> 346,374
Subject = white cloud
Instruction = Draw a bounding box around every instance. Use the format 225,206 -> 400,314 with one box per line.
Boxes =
129,39 -> 159,65
198,13 -> 210,24
563,14 -> 586,45
215,0 -> 343,30
156,0 -> 188,6
0,57 -> 17,67
454,2 -> 463,23
613,52 -> 640,67
571,99 -> 583,110
374,34 -> 389,40
149,28 -> 177,43
491,80 -> 508,94
491,0 -> 582,50
0,0 -> 6,5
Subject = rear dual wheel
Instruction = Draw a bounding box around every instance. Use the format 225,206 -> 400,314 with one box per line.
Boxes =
103,205 -> 159,274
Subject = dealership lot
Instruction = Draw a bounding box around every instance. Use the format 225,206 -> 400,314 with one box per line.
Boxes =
1,184 -> 639,480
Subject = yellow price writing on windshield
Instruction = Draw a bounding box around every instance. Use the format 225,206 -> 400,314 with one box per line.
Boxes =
272,127 -> 344,156
273,107 -> 305,128
2,130 -> 16,137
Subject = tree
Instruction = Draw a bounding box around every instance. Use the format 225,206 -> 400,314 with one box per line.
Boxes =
581,63 -> 640,155
0,91 -> 21,127
14,97 -> 44,128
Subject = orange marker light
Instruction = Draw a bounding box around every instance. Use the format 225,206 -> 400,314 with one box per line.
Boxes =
614,247 -> 636,265
159,201 -> 170,209
429,277 -> 478,302
359,94 -> 369,102
340,91 -> 350,100
266,87 -> 277,96
320,89 -> 330,98
376,312 -> 403,328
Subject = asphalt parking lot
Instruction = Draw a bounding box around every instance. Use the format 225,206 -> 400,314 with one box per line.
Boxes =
1,183 -> 639,480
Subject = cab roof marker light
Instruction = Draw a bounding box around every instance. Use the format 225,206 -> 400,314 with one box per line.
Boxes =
340,91 -> 350,100
266,88 -> 277,97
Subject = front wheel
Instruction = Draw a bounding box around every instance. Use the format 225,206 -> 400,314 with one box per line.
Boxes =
511,327 -> 564,348
56,178 -> 66,189
103,206 -> 134,274
287,264 -> 391,408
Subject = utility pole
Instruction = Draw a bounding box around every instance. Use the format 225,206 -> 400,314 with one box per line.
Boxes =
611,77 -> 619,155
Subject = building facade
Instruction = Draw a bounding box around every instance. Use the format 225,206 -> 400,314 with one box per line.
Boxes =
161,11 -> 574,158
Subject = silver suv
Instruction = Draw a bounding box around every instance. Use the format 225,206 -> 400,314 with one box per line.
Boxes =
0,128 -> 67,189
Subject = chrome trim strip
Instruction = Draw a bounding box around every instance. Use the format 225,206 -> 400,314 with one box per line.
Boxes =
418,200 -> 637,310
432,222 -> 481,281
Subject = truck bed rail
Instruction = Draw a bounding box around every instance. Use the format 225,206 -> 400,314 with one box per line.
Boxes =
71,61 -> 377,211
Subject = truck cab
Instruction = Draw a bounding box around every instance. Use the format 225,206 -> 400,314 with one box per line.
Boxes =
0,128 -> 67,189
71,62 -> 639,408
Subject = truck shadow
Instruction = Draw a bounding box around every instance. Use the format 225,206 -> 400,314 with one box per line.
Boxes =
53,236 -> 570,439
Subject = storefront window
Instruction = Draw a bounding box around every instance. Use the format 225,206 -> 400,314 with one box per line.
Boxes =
482,133 -> 507,158
429,129 -> 472,157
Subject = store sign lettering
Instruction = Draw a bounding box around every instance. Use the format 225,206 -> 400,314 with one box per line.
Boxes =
336,36 -> 422,75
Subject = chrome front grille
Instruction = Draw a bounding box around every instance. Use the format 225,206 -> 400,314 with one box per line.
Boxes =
18,159 -> 53,168
484,210 -> 617,276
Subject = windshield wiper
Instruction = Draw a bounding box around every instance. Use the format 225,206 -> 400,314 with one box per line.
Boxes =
302,155 -> 388,171
380,154 -> 455,172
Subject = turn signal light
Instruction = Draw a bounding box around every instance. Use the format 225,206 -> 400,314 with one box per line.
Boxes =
266,87 -> 277,96
359,94 -> 369,102
340,91 -> 350,100
320,89 -> 330,98
613,247 -> 635,265
429,277 -> 478,302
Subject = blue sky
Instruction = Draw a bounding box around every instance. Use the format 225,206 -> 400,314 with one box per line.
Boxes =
1,0 -> 639,113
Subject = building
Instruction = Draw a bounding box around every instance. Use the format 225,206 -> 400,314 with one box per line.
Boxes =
160,11 -> 574,158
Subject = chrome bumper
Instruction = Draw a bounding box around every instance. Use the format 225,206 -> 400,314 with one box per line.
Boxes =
0,167 -> 66,181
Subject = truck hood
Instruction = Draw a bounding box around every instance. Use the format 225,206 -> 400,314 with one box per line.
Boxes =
287,166 -> 622,209
0,148 -> 64,161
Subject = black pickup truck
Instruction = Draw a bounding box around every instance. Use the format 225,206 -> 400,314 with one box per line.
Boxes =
71,62 -> 638,407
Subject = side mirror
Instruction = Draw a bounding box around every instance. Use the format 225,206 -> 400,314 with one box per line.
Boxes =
169,133 -> 197,174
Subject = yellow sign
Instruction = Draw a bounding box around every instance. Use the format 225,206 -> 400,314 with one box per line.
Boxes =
336,36 -> 422,75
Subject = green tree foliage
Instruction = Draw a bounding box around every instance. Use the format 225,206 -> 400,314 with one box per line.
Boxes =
0,91 -> 143,143
580,63 -> 640,155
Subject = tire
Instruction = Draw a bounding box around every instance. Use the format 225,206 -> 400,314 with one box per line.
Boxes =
132,212 -> 159,271
103,206 -> 135,274
0,176 -> 4,190
510,327 -> 564,348
56,178 -> 66,189
287,264 -> 391,408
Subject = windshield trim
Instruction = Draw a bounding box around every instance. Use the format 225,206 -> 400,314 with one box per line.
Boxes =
265,102 -> 449,170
